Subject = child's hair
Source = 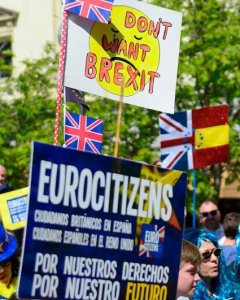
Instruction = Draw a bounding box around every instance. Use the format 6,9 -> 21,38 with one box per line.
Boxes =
180,239 -> 202,268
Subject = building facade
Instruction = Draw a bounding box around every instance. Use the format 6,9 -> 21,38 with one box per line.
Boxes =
0,0 -> 62,76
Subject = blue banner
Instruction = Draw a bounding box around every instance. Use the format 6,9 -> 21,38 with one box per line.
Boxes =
18,142 -> 187,299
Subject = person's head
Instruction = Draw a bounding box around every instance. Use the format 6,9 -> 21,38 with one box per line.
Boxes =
184,229 -> 221,285
176,239 -> 202,298
0,225 -> 18,286
223,212 -> 240,239
0,165 -> 7,186
199,200 -> 221,231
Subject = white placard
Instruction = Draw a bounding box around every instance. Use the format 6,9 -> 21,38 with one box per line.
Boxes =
64,0 -> 182,113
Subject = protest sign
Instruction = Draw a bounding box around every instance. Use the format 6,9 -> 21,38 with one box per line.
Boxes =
0,187 -> 28,230
64,0 -> 182,113
18,142 -> 187,299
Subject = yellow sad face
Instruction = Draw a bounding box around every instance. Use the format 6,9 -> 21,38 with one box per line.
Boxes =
87,6 -> 160,97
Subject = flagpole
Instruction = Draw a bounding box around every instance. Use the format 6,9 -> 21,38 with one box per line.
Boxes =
192,169 -> 197,228
114,78 -> 124,158
63,87 -> 67,147
54,10 -> 68,145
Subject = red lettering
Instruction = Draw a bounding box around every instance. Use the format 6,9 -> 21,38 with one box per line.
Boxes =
99,58 -> 112,82
125,66 -> 138,90
128,42 -> 139,60
140,70 -> 145,91
113,62 -> 124,85
148,71 -> 160,93
118,40 -> 127,57
148,20 -> 160,38
139,44 -> 150,62
125,11 -> 136,28
162,22 -> 172,40
85,53 -> 97,78
102,34 -> 119,53
138,16 -> 148,32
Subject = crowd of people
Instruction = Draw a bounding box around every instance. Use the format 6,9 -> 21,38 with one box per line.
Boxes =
0,163 -> 239,299
176,200 -> 240,299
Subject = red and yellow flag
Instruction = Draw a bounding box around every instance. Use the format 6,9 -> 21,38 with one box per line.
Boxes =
160,104 -> 229,170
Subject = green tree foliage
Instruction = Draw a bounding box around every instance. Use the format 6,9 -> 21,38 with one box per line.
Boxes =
0,1 -> 239,211
0,43 -> 58,188
150,0 -> 240,206
0,37 -> 13,77
89,98 -> 159,162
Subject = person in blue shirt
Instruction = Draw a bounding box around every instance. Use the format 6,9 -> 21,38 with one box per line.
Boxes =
184,228 -> 240,299
219,212 -> 240,266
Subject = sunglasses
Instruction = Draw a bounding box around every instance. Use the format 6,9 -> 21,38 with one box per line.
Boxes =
200,210 -> 218,218
0,259 -> 11,268
202,248 -> 222,262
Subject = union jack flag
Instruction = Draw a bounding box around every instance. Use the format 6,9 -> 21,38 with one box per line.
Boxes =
159,105 -> 229,170
64,0 -> 114,24
139,225 -> 165,258
64,111 -> 103,154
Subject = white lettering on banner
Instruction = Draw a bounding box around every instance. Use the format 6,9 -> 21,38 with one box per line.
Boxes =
121,262 -> 169,284
63,231 -> 89,246
63,256 -> 117,279
113,220 -> 132,234
31,274 -> 59,298
37,160 -> 173,221
34,209 -> 69,226
34,252 -> 58,273
105,236 -> 119,249
70,214 -> 102,230
145,231 -> 159,243
65,278 -> 120,300
31,252 -> 59,297
32,227 -> 62,243
120,238 -> 134,251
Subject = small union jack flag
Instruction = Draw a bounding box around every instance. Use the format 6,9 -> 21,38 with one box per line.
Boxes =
139,225 -> 165,258
64,0 -> 114,24
64,111 -> 103,154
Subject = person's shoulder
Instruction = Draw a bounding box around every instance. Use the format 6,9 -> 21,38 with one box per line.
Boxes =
218,236 -> 225,245
215,225 -> 225,240
222,245 -> 237,266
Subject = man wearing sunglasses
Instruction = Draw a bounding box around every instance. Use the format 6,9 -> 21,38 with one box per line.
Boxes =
199,200 -> 225,243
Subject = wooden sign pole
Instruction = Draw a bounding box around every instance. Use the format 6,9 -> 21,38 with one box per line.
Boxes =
114,79 -> 124,157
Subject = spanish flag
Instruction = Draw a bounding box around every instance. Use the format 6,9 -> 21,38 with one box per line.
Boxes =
192,105 -> 229,169
159,104 -> 229,170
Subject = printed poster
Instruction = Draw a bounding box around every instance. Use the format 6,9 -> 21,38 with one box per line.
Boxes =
0,187 -> 28,230
64,0 -> 182,113
18,142 -> 187,299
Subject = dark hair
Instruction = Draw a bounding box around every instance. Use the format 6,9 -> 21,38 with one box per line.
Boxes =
8,254 -> 20,278
223,212 -> 240,239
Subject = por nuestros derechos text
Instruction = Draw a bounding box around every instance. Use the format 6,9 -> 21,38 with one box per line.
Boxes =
31,253 -> 169,299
